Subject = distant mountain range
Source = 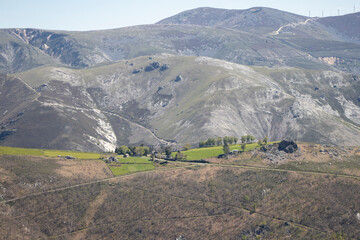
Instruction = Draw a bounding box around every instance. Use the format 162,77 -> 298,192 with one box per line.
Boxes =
1,7 -> 360,151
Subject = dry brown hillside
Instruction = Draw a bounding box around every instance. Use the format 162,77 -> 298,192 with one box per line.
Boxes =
1,143 -> 360,239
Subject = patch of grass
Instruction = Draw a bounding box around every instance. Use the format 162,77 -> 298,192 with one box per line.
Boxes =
0,146 -> 101,159
43,150 -> 101,159
180,143 -> 266,161
117,157 -> 152,164
0,146 -> 44,156
109,164 -> 155,176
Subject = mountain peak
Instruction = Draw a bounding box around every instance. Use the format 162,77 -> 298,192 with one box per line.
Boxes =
157,7 -> 307,34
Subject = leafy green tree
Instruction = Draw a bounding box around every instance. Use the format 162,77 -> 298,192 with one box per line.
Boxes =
183,143 -> 191,151
199,141 -> 206,148
206,138 -> 216,146
143,146 -> 150,155
246,135 -> 255,143
257,139 -> 263,146
233,137 -> 238,144
241,135 -> 246,143
175,151 -> 186,161
134,146 -> 145,156
223,142 -> 230,156
151,152 -> 155,161
115,145 -> 129,155
263,136 -> 268,145
241,143 -> 246,152
128,146 -> 136,156
216,137 -> 223,146
165,146 -> 172,158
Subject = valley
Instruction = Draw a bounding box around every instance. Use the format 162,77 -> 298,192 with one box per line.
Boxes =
1,142 -> 360,239
1,5 -> 360,239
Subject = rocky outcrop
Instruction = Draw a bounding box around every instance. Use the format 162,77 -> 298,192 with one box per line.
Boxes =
145,62 -> 160,72
174,75 -> 182,82
278,140 -> 298,153
261,141 -> 301,164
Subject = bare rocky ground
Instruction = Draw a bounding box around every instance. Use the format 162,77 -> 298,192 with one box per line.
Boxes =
207,140 -> 360,177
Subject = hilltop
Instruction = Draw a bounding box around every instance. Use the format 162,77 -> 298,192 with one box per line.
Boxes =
157,7 -> 307,34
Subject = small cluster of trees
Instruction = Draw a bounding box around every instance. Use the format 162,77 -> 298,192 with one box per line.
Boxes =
199,136 -> 238,148
182,143 -> 191,151
115,144 -> 184,160
164,146 -> 172,158
257,136 -> 268,146
164,146 -> 187,160
239,136 -> 268,150
115,145 -> 150,156
222,135 -> 269,157
240,135 -> 256,143
174,151 -> 186,161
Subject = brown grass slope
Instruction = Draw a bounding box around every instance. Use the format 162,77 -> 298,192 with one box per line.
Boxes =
1,146 -> 360,239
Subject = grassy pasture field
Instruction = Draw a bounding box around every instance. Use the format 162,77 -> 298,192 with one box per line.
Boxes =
179,142 -> 265,160
117,156 -> 153,164
109,157 -> 155,176
43,150 -> 101,159
109,164 -> 155,176
0,146 -> 101,159
0,146 -> 44,156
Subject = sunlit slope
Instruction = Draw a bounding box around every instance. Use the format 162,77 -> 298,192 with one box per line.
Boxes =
4,55 -> 358,151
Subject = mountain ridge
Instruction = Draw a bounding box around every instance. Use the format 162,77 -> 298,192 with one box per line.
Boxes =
0,55 -> 359,151
1,7 -> 360,151
157,6 -> 307,34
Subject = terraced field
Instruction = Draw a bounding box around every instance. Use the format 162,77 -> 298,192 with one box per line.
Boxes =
179,142 -> 270,160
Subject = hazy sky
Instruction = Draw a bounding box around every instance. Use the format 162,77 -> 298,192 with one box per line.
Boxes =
0,0 -> 358,31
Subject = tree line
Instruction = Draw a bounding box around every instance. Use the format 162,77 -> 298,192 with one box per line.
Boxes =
115,145 -> 150,156
222,135 -> 268,157
199,135 -> 264,148
114,145 -> 185,160
199,136 -> 239,148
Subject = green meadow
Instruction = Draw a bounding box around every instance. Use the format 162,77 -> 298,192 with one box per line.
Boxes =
0,146 -> 101,159
117,156 -> 153,164
179,143 -> 262,160
109,157 -> 155,176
